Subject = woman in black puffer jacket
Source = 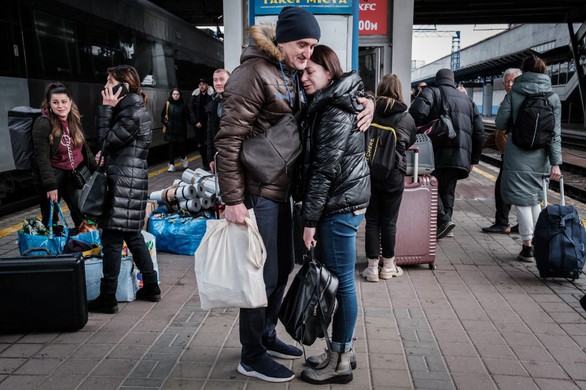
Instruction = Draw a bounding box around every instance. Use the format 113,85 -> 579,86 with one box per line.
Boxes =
89,65 -> 160,314
297,45 -> 370,385
361,74 -> 416,283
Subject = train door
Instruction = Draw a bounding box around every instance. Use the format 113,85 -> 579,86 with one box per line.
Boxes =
359,46 -> 382,94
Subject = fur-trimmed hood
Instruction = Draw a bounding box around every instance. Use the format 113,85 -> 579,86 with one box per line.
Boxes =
242,24 -> 284,64
192,86 -> 214,96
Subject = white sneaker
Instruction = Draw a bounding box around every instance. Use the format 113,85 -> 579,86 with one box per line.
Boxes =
181,158 -> 188,169
167,164 -> 175,172
361,258 -> 380,282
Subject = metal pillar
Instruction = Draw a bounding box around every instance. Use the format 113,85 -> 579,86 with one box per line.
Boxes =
568,22 -> 586,129
392,0 -> 414,104
482,78 -> 493,117
223,0 -> 246,73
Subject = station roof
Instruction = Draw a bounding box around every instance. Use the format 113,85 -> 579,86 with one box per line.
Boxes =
150,0 -> 586,27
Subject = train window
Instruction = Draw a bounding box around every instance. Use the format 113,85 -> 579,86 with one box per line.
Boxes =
0,24 -> 11,73
128,36 -> 154,86
33,11 -> 79,77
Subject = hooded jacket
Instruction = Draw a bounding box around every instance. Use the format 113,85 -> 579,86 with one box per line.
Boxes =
300,72 -> 370,226
96,93 -> 152,231
409,77 -> 484,178
495,72 -> 562,206
190,86 -> 214,126
215,25 -> 305,204
161,97 -> 188,143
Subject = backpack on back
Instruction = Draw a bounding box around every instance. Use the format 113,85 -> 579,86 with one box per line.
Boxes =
365,112 -> 406,180
8,106 -> 42,170
511,92 -> 555,150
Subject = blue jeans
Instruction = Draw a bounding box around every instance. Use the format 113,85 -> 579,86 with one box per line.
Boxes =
239,195 -> 294,363
317,212 -> 364,353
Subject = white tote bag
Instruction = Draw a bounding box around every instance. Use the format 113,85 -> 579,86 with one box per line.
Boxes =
194,210 -> 267,310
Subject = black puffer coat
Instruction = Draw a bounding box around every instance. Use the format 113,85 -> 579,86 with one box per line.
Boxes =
161,98 -> 188,143
97,93 -> 152,231
409,78 -> 484,178
301,72 -> 370,226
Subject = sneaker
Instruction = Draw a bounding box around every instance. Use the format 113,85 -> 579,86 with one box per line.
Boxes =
237,355 -> 295,383
510,224 -> 519,234
517,245 -> 535,262
136,283 -> 161,302
445,232 -> 454,237
167,164 -> 175,172
266,338 -> 302,359
481,223 -> 511,234
181,157 -> 188,169
437,221 -> 456,240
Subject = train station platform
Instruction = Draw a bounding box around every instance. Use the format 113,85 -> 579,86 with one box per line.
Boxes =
0,154 -> 585,390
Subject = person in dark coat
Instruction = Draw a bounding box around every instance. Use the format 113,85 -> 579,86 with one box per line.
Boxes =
361,74 -> 416,283
205,68 -> 230,172
161,88 -> 189,172
32,83 -> 96,228
409,68 -> 484,239
88,65 -> 160,314
298,45 -> 370,385
190,78 -> 213,164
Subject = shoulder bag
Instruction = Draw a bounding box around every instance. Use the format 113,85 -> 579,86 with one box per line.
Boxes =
240,112 -> 302,185
417,87 -> 457,150
78,139 -> 108,220
279,245 -> 338,347
64,132 -> 91,189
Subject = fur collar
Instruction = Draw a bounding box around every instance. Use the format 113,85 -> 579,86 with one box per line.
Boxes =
249,24 -> 284,62
192,86 -> 214,96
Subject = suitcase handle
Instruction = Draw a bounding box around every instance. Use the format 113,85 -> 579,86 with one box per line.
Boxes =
542,175 -> 564,207
408,146 -> 420,184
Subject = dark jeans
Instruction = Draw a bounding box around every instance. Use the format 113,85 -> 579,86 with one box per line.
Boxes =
168,141 -> 185,165
365,173 -> 405,259
239,195 -> 294,363
100,229 -> 158,295
40,167 -> 85,228
433,168 -> 460,226
195,125 -> 208,164
495,158 -> 512,226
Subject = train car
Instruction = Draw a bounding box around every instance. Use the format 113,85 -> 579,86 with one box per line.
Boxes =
0,0 -> 224,214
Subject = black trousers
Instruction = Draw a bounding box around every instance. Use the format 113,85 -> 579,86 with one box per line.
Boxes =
168,141 -> 185,165
100,229 -> 158,295
365,172 -> 405,259
494,158 -> 512,226
39,167 -> 85,228
433,168 -> 460,226
195,125 -> 208,165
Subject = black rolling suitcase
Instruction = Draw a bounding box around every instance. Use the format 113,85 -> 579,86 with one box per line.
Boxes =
0,254 -> 88,333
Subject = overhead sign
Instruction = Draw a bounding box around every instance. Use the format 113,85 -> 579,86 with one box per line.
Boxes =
254,0 -> 353,15
359,0 -> 387,35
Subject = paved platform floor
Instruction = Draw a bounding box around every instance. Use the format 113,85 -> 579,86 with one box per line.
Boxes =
0,155 -> 585,390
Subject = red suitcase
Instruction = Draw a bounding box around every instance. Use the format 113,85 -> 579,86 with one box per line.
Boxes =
394,147 -> 438,269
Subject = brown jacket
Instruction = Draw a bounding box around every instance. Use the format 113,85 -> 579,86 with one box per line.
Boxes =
215,25 -> 304,205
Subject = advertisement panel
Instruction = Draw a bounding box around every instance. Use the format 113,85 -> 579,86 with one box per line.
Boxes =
254,0 -> 353,15
359,0 -> 387,35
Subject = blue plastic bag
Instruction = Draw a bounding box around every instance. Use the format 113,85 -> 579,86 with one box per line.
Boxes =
84,256 -> 139,302
148,213 -> 209,255
18,202 -> 69,256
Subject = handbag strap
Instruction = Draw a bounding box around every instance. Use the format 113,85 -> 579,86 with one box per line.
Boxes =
63,130 -> 77,171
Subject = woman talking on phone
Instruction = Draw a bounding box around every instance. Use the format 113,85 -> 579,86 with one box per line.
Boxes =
88,65 -> 160,313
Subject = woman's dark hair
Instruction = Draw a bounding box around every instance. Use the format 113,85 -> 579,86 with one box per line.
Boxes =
522,55 -> 547,74
40,83 -> 85,146
169,87 -> 182,99
309,45 -> 343,81
107,65 -> 147,103
376,74 -> 403,111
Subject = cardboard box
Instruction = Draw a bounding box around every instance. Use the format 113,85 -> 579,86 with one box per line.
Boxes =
144,200 -> 158,230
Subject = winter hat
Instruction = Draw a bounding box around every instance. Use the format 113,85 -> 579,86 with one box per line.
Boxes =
275,6 -> 321,43
435,68 -> 455,83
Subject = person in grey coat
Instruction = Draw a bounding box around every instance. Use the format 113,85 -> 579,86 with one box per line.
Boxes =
88,65 -> 160,314
496,56 -> 562,262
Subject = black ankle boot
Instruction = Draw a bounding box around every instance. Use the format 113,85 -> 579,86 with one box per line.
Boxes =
88,293 -> 118,314
136,283 -> 161,302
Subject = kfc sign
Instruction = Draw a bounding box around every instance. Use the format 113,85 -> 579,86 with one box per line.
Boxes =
359,0 -> 387,35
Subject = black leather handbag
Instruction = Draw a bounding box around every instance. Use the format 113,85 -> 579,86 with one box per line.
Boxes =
279,246 -> 338,346
71,164 -> 91,189
78,141 -> 107,220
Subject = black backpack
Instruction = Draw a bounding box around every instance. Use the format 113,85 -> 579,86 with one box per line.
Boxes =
365,113 -> 406,180
8,106 -> 42,170
511,92 -> 555,150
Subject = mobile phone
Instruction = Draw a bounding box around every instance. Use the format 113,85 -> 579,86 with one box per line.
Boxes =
112,82 -> 129,96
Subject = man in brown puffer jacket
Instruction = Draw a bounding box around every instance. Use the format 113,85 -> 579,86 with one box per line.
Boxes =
215,6 -> 320,383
